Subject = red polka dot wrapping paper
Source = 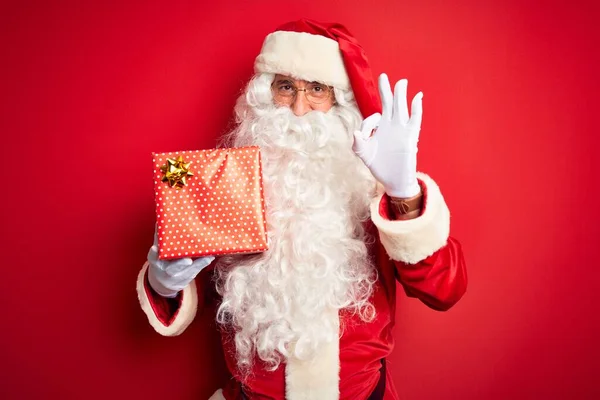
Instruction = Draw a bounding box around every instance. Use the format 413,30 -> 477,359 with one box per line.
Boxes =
152,147 -> 268,260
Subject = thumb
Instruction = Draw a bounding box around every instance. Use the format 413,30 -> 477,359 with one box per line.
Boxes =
352,130 -> 368,152
167,257 -> 194,274
353,130 -> 377,167
191,255 -> 216,272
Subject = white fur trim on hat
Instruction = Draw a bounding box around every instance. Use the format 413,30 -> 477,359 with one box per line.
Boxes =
255,31 -> 350,90
370,172 -> 451,264
285,308 -> 340,400
136,262 -> 198,336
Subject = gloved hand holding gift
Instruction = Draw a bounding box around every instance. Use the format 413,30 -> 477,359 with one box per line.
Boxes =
147,146 -> 269,297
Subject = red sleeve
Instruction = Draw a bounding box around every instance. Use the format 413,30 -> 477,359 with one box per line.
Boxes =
392,238 -> 467,311
142,264 -> 220,327
142,268 -> 184,326
379,184 -> 468,311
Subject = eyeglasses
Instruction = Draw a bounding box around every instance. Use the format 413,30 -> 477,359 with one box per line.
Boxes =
271,80 -> 333,105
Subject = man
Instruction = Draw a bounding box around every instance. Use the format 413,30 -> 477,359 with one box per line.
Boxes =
137,19 -> 467,400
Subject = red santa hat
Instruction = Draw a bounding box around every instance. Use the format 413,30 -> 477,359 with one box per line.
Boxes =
254,19 -> 382,119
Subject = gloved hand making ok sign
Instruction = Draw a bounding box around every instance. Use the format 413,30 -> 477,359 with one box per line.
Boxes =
352,73 -> 423,199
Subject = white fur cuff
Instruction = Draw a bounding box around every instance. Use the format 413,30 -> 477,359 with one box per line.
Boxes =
254,31 -> 350,90
208,389 -> 225,400
136,262 -> 198,336
370,173 -> 451,264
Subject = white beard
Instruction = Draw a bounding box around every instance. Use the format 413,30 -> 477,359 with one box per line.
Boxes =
215,103 -> 377,372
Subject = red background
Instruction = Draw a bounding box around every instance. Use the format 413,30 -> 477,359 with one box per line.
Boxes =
1,1 -> 598,399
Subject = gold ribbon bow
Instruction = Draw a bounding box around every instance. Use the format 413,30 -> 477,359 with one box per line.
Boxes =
160,156 -> 194,189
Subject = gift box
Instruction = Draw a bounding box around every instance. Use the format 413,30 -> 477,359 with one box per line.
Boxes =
152,147 -> 268,260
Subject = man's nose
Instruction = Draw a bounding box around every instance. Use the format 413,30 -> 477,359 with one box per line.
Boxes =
290,91 -> 311,116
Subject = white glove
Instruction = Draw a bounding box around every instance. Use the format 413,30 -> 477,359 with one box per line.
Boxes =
147,230 -> 215,298
353,73 -> 423,198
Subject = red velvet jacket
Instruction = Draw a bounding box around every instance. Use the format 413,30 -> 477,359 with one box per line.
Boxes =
137,173 -> 467,400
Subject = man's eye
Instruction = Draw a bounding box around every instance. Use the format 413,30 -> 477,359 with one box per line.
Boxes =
279,85 -> 293,91
310,85 -> 327,92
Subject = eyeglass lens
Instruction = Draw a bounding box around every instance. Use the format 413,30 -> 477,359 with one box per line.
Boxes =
272,81 -> 331,104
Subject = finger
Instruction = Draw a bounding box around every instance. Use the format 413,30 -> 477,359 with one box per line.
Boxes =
147,245 -> 159,262
378,74 -> 393,119
153,225 -> 159,247
359,113 -> 381,138
393,79 -> 409,124
409,91 -> 424,130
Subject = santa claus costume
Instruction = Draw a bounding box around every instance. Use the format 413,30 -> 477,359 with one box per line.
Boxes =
137,19 -> 467,400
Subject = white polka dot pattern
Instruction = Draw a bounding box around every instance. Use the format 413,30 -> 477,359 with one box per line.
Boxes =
152,147 -> 268,260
